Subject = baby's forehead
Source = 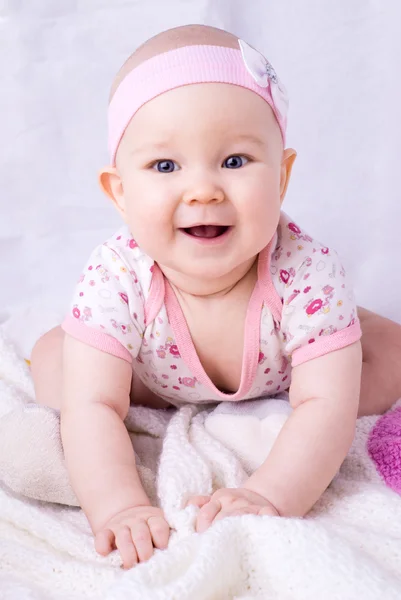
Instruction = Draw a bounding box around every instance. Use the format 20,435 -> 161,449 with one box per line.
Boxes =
121,84 -> 280,156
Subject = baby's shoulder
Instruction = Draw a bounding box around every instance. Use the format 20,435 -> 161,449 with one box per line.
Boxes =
271,212 -> 343,290
95,226 -> 155,288
274,212 -> 332,264
79,227 -> 155,301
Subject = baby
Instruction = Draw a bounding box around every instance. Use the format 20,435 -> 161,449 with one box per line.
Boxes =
31,24 -> 401,569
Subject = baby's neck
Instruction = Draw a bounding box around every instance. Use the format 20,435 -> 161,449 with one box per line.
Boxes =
159,256 -> 258,299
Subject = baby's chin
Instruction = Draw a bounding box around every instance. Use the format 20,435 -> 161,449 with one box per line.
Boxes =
157,254 -> 256,296
160,259 -> 233,280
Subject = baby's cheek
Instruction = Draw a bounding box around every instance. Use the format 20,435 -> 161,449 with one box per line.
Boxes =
126,191 -> 162,225
246,197 -> 280,242
128,202 -> 174,258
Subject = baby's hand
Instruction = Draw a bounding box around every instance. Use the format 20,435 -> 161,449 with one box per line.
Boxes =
187,488 -> 279,533
94,505 -> 170,569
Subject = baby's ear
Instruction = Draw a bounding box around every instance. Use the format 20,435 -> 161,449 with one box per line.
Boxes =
98,166 -> 126,216
280,148 -> 297,203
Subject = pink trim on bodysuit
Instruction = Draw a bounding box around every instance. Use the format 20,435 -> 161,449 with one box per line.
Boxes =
144,264 -> 165,326
291,320 -> 362,366
257,233 -> 283,322
61,315 -> 133,363
163,238 -> 277,400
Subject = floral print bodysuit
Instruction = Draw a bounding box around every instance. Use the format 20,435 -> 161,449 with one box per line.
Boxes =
62,212 -> 361,407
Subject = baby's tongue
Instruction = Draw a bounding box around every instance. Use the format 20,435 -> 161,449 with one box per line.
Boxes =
187,225 -> 222,238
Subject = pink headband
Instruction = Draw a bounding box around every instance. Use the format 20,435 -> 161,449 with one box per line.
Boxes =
108,39 -> 289,165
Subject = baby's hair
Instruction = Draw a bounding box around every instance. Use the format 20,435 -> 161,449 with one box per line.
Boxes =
109,24 -> 239,103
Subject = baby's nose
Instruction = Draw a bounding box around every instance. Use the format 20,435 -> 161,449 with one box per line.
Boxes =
182,180 -> 225,205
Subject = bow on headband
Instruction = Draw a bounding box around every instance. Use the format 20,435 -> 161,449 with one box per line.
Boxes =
238,39 -> 288,122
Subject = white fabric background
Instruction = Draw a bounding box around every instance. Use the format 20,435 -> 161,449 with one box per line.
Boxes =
1,0 -> 401,351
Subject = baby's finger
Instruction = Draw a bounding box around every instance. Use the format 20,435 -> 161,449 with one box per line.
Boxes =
258,506 -> 280,517
196,498 -> 222,534
131,521 -> 154,563
148,516 -> 170,550
186,495 -> 211,509
115,526 -> 138,569
94,528 -> 116,556
214,506 -> 260,522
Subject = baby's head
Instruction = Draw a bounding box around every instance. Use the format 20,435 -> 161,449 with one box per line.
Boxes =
100,25 -> 296,293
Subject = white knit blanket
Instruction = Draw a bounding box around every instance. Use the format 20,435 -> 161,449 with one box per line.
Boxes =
1,329 -> 401,599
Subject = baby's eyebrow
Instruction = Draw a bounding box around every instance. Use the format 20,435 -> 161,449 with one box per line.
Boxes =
229,134 -> 265,147
130,141 -> 173,156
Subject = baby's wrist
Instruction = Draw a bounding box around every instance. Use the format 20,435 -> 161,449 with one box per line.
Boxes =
242,478 -> 280,516
242,472 -> 282,517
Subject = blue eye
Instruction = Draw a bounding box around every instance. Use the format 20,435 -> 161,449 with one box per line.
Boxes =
223,155 -> 249,169
152,160 -> 179,173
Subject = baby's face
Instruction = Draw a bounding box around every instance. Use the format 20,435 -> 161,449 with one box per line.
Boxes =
111,83 -> 293,286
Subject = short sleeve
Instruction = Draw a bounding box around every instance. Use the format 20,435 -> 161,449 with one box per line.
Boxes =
279,245 -> 361,367
61,243 -> 145,363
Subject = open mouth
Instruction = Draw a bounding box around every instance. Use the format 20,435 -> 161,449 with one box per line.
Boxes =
181,225 -> 230,239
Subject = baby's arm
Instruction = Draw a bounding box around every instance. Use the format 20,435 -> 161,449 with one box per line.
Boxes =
61,334 -> 170,567
244,341 -> 362,516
